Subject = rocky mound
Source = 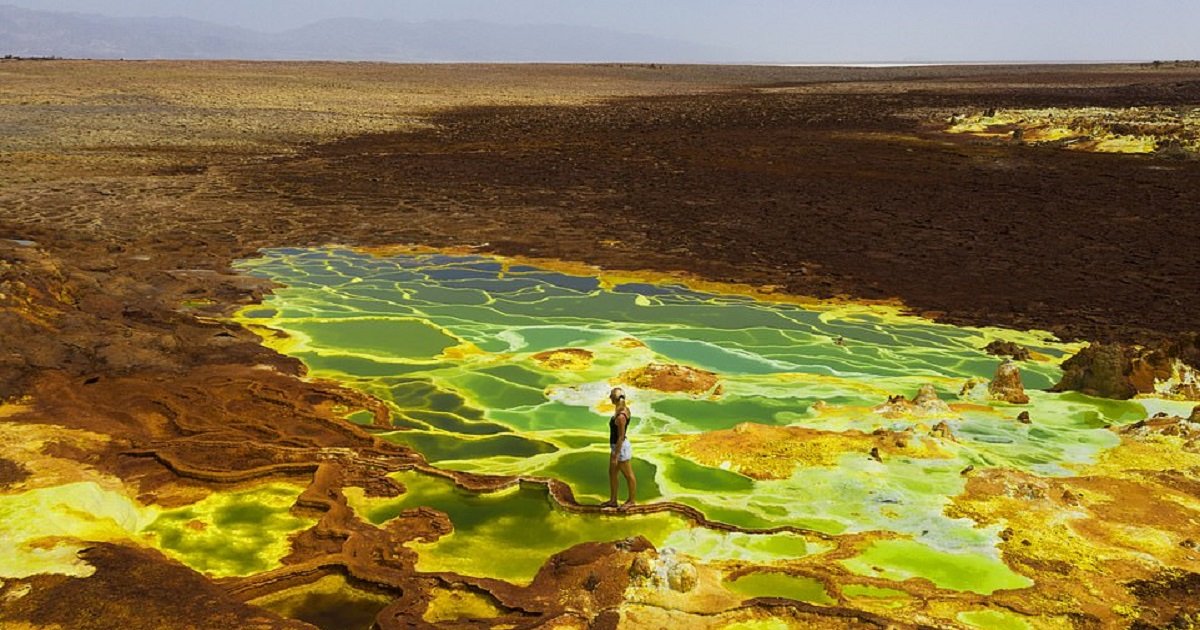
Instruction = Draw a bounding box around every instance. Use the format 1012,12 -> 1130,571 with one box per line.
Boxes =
1053,336 -> 1200,400
988,360 -> 1030,405
1120,410 -> 1200,452
984,340 -> 1032,361
873,383 -> 953,417
531,348 -> 594,371
617,362 -> 719,395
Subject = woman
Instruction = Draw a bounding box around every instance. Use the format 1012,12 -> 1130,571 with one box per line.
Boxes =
601,387 -> 637,509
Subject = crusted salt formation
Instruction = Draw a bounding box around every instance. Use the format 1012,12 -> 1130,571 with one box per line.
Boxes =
1120,413 -> 1200,452
613,337 -> 647,349
628,548 -> 698,593
617,362 -> 720,395
673,422 -> 951,480
989,360 -> 1030,404
531,348 -> 594,371
959,377 -> 990,401
946,106 -> 1200,155
874,383 -> 954,417
948,419 -> 1200,627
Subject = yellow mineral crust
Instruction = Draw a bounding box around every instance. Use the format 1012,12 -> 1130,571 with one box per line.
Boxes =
1083,430 -> 1200,478
0,482 -> 157,578
422,586 -> 505,623
623,553 -> 744,614
249,573 -> 395,623
0,417 -> 115,492
946,107 -> 1200,156
440,341 -> 487,361
614,337 -> 648,349
947,451 -> 1200,625
618,362 -> 720,395
672,423 -> 951,480
531,348 -> 595,371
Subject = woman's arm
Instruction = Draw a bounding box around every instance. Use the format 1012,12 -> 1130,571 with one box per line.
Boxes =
614,412 -> 628,444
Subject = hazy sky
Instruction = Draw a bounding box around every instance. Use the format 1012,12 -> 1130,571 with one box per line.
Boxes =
9,0 -> 1200,62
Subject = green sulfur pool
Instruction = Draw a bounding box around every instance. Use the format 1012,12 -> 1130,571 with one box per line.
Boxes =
0,480 -> 315,580
726,571 -> 834,604
233,247 -> 1176,593
839,539 -> 1032,595
344,470 -> 685,584
143,483 -> 316,578
250,574 -> 394,630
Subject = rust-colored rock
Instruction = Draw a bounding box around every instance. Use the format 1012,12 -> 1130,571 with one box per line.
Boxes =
0,457 -> 30,488
1054,336 -> 1200,400
0,544 -> 310,629
1128,571 -> 1200,630
984,340 -> 1032,361
1053,343 -> 1149,399
989,360 -> 1030,404
630,554 -> 655,580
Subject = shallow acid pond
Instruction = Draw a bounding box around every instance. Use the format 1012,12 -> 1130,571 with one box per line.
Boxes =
0,479 -> 314,580
233,246 -> 1181,597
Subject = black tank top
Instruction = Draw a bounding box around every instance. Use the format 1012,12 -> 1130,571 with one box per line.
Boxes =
609,410 -> 629,446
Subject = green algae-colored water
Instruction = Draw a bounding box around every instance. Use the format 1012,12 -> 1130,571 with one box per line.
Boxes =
143,483 -> 315,578
250,574 -> 394,630
726,571 -> 834,604
0,480 -> 314,580
839,539 -> 1031,595
0,482 -> 157,578
232,246 -> 1178,596
345,471 -> 685,584
958,609 -> 1035,630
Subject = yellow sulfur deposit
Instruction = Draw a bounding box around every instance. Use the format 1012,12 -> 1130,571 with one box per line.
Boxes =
0,482 -> 157,578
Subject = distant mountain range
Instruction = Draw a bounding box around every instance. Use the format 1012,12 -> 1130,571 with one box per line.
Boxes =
0,4 -> 726,62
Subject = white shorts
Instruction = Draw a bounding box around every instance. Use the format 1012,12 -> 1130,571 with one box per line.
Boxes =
610,438 -> 632,462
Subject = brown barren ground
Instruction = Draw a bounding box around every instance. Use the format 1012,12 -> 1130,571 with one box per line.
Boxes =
2,60 -> 1200,628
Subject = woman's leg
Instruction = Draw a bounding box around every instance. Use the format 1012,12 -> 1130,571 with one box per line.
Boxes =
603,455 -> 619,506
618,460 -> 637,506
